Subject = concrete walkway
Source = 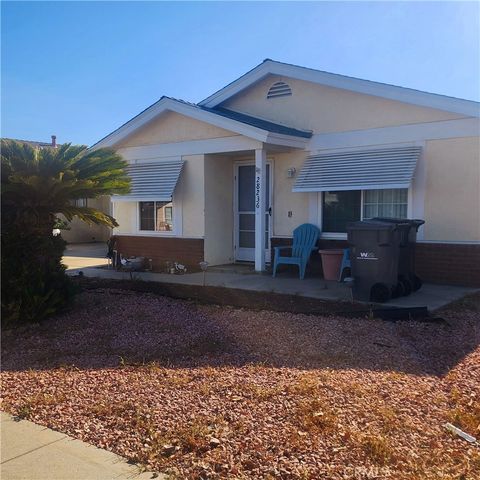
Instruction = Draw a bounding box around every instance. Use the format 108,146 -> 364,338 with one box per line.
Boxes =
1,413 -> 160,480
63,242 -> 478,311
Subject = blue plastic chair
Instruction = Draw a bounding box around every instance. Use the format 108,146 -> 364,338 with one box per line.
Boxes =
338,248 -> 351,282
272,223 -> 320,279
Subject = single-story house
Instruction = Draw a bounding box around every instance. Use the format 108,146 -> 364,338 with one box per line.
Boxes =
92,59 -> 480,286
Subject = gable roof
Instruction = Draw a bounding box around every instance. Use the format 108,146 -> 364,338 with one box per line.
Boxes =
92,96 -> 311,149
199,59 -> 480,117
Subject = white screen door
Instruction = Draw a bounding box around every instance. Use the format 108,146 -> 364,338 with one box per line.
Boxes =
234,162 -> 272,262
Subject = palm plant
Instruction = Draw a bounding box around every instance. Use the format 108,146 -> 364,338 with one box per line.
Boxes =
1,139 -> 130,234
1,139 -> 130,325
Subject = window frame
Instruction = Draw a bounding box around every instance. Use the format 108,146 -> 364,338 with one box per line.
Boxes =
136,198 -> 181,236
317,187 -> 412,239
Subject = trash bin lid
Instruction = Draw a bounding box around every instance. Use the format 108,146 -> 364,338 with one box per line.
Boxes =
346,220 -> 396,231
372,217 -> 425,231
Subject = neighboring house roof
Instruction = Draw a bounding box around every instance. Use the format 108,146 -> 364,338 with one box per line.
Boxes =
199,59 -> 480,117
2,137 -> 59,148
92,96 -> 311,149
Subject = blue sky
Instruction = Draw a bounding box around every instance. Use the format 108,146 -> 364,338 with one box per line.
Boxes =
2,1 -> 479,146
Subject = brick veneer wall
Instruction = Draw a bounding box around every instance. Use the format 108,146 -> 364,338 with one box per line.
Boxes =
271,237 -> 480,287
114,236 -> 204,272
415,242 -> 480,287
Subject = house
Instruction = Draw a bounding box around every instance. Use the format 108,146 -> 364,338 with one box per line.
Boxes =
92,59 -> 480,286
3,135 -> 111,243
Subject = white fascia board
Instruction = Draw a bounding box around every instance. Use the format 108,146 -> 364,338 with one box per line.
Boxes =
308,117 -> 480,152
116,136 -> 263,162
200,60 -> 480,117
265,132 -> 309,149
93,97 -> 272,149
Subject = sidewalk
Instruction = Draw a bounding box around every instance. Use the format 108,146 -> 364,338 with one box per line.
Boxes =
1,412 -> 161,480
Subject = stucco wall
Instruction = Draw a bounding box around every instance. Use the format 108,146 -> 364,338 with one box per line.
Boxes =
204,154 -> 234,265
116,111 -> 237,148
179,154 -> 205,237
423,137 -> 480,242
220,75 -> 464,134
272,151 -> 310,237
61,197 -> 111,243
112,201 -> 137,235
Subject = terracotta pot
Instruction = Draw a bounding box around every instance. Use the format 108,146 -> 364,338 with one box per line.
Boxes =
318,249 -> 344,281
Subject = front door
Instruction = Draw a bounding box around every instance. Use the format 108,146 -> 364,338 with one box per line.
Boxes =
234,162 -> 272,262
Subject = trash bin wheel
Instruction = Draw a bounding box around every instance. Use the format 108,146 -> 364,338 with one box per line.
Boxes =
370,283 -> 391,303
399,276 -> 412,296
410,274 -> 422,292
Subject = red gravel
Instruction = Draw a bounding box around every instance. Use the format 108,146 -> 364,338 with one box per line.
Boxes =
1,288 -> 479,479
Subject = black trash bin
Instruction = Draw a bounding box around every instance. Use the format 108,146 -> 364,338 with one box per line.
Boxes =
347,221 -> 402,303
372,217 -> 425,294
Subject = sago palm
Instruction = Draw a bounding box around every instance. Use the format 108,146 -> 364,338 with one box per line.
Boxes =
1,139 -> 130,234
1,139 -> 130,325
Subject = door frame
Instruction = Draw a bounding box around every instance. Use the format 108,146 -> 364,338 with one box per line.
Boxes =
233,159 -> 274,263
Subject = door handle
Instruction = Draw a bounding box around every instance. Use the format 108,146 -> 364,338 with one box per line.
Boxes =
268,207 -> 272,216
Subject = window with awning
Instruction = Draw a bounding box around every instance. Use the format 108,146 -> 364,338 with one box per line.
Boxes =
112,159 -> 184,202
293,146 -> 422,192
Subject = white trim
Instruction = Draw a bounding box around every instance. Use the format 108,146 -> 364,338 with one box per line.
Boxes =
199,60 -> 480,117
255,148 -> 267,271
92,97 -> 308,150
308,118 -> 480,152
117,137 -> 263,161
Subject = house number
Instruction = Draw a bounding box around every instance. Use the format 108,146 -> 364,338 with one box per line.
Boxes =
255,175 -> 261,209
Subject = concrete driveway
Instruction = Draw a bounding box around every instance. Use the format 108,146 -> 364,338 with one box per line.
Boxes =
63,243 -> 109,270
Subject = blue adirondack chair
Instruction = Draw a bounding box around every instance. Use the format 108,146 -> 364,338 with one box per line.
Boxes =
272,223 -> 320,279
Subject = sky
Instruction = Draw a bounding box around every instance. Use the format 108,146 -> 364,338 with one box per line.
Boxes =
1,1 -> 479,146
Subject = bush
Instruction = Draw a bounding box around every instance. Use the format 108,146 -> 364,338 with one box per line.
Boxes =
1,229 -> 76,327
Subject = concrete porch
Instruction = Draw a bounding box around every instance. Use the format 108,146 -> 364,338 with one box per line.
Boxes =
63,245 -> 478,311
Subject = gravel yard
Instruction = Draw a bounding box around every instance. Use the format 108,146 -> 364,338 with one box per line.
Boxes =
1,288 -> 479,479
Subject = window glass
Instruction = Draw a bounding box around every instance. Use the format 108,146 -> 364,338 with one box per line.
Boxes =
156,202 -> 173,231
322,191 -> 361,233
139,201 -> 173,231
363,189 -> 408,219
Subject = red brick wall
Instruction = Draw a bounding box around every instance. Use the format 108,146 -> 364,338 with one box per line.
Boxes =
114,236 -> 204,272
271,237 -> 480,287
415,243 -> 480,287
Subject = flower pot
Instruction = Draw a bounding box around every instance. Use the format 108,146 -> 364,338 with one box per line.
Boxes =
318,249 -> 344,281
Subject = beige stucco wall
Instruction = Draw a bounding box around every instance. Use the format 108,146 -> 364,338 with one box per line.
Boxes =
61,197 -> 111,243
116,111 -> 237,148
271,151 -> 310,237
423,137 -> 480,242
221,75 -> 464,134
112,201 -> 137,235
204,154 -> 234,264
179,154 -> 205,237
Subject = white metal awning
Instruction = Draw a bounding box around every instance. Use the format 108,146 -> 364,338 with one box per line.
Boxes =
112,159 -> 184,202
293,146 -> 422,192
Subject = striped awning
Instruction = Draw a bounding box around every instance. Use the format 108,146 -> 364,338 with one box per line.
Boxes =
293,146 -> 422,192
113,159 -> 184,201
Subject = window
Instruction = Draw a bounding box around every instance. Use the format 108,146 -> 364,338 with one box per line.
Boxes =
323,191 -> 361,233
139,201 -> 174,232
363,189 -> 408,219
322,188 -> 408,233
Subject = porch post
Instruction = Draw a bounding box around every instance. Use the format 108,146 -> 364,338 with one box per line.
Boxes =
255,147 -> 267,271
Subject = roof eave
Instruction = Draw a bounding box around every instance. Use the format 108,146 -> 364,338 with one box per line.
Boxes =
92,97 -> 308,150
199,59 -> 480,117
